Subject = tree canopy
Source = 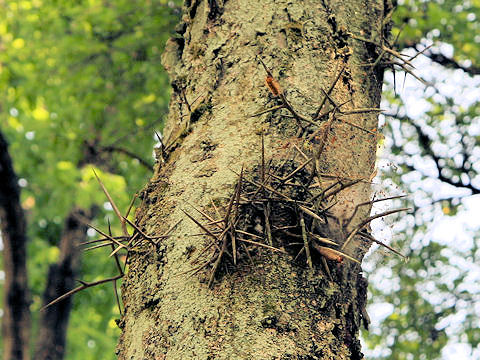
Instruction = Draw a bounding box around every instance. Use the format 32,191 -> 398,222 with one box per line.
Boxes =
0,0 -> 479,359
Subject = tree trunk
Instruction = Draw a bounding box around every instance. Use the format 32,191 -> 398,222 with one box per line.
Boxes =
117,0 -> 391,358
0,131 -> 31,360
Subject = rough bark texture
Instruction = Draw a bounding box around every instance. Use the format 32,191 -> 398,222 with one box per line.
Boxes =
0,130 -> 31,360
117,0 -> 391,358
33,209 -> 89,360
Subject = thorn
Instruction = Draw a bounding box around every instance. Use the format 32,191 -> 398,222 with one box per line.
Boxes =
342,207 -> 410,250
300,214 -> 313,270
41,275 -> 123,311
237,238 -> 286,253
358,231 -> 407,260
313,244 -> 360,264
92,168 -> 129,237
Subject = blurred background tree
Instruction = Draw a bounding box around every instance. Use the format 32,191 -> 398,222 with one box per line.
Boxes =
1,0 -> 181,358
0,0 -> 478,359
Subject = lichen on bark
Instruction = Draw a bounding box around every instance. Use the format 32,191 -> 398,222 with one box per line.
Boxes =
117,0 -> 392,359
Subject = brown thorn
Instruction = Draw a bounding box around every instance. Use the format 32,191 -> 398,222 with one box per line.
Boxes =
298,205 -> 326,225
41,275 -> 123,311
322,179 -> 362,201
407,44 -> 433,62
182,209 -> 222,253
358,231 -> 408,261
313,244 -> 360,264
235,229 -> 263,240
85,222 -> 128,252
292,144 -> 309,161
79,235 -> 129,246
293,246 -> 305,262
264,202 -> 273,246
92,168 -> 129,237
110,232 -> 139,258
309,233 -> 338,246
280,158 -> 312,183
321,257 -> 333,280
185,201 -> 223,231
250,104 -> 285,118
258,57 -> 273,77
229,169 -> 295,203
342,207 -> 410,250
313,64 -> 345,119
336,118 -> 378,135
241,242 -> 255,266
208,237 -> 227,288
300,213 -> 313,270
345,194 -> 407,228
124,192 -> 139,220
83,242 -> 120,252
210,198 -> 222,218
237,238 -> 286,254
108,219 -> 124,276
113,279 -> 123,316
154,219 -> 183,246
339,108 -> 384,115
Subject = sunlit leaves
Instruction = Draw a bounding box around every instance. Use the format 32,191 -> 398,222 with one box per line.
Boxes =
0,0 -> 181,358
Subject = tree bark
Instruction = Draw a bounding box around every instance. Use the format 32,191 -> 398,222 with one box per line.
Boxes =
0,130 -> 31,360
117,0 -> 391,358
33,208 -> 89,360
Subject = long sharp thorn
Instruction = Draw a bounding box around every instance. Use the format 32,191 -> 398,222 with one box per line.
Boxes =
300,214 -> 313,270
298,205 -> 326,224
108,219 -> 124,276
358,231 -> 407,260
342,207 -> 410,250
186,201 -> 222,230
250,105 -> 285,117
264,202 -> 272,246
182,209 -> 219,241
41,275 -> 123,311
86,222 -> 127,251
313,244 -> 361,264
309,233 -> 338,246
258,57 -> 273,77
224,167 -> 243,224
125,193 -> 138,220
237,238 -> 286,253
92,168 -> 129,237
208,239 -> 227,288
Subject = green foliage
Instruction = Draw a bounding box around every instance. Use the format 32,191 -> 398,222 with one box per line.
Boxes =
395,0 -> 480,66
362,1 -> 480,359
0,0 -> 181,358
